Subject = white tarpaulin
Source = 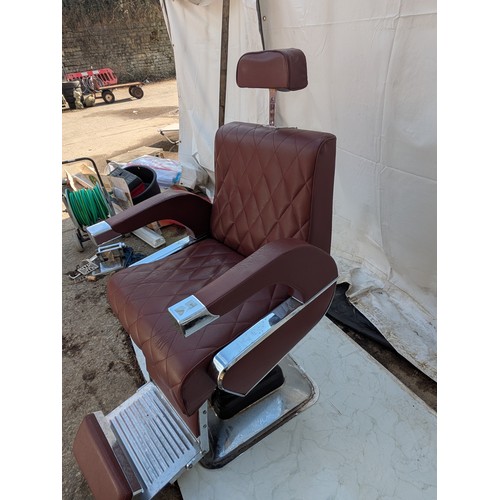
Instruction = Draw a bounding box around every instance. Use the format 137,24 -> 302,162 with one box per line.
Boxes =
160,0 -> 437,381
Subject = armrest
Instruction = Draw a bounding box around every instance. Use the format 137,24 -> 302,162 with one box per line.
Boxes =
168,238 -> 338,336
87,189 -> 212,245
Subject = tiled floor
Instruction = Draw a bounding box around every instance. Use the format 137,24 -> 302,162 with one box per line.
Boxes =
179,317 -> 436,500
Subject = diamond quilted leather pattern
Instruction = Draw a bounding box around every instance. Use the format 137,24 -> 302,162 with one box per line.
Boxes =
211,122 -> 326,256
107,238 -> 288,414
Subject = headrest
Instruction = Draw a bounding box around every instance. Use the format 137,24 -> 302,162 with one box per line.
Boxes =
236,49 -> 308,92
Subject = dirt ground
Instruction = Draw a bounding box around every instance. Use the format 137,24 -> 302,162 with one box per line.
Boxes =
62,79 -> 184,499
61,79 -> 436,499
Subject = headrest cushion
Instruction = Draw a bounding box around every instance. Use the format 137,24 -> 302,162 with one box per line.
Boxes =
236,48 -> 308,92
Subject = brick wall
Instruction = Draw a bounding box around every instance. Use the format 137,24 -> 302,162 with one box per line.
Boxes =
62,1 -> 175,83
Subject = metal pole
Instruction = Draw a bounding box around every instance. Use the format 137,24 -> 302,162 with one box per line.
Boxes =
219,0 -> 230,128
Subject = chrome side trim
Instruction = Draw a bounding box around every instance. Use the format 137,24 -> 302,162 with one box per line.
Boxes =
167,295 -> 219,337
210,278 -> 337,396
86,220 -> 121,246
130,236 -> 195,267
130,339 -> 150,383
197,401 -> 210,456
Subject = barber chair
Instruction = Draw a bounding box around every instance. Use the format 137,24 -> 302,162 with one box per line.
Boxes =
72,48 -> 338,499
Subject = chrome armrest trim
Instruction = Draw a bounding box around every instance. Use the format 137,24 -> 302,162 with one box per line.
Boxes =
168,295 -> 219,337
86,220 -> 121,246
210,278 -> 337,396
130,235 -> 196,267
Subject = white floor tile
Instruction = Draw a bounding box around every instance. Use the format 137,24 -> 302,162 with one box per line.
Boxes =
179,317 -> 436,500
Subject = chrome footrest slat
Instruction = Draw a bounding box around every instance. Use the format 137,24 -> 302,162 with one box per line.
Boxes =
106,383 -> 203,499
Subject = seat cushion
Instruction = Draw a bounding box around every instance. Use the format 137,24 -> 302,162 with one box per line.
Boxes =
107,238 -> 288,417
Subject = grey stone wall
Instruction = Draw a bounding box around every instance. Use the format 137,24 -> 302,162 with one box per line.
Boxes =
62,0 -> 175,83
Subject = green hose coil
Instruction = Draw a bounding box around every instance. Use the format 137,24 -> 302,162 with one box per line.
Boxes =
66,185 -> 110,228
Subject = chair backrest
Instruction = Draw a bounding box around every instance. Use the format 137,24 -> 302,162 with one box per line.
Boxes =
210,49 -> 337,257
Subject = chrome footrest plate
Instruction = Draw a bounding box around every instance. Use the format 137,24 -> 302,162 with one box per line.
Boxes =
105,383 -> 204,499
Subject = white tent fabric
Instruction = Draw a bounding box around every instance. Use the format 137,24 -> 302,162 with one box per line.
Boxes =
160,0 -> 267,194
160,0 -> 437,381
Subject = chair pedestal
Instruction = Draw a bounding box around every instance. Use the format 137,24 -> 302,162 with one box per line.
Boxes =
201,355 -> 318,469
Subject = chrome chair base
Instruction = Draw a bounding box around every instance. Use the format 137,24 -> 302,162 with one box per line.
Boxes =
201,355 -> 318,469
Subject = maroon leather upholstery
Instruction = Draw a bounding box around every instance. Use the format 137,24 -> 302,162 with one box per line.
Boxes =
211,122 -> 336,256
196,238 -> 338,316
106,122 -> 337,426
107,239 -> 289,419
108,189 -> 212,239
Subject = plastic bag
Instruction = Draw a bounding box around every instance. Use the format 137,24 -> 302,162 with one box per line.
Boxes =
125,155 -> 182,189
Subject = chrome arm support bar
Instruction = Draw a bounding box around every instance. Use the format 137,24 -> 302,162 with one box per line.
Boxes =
130,236 -> 195,267
210,278 -> 337,396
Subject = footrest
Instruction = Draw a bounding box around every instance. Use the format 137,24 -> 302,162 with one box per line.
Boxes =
73,383 -> 204,500
73,413 -> 136,500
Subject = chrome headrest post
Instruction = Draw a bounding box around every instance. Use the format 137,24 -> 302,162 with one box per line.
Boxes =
236,49 -> 308,127
269,89 -> 277,126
